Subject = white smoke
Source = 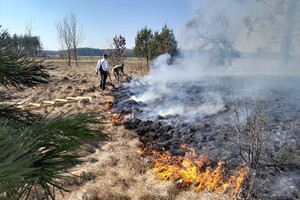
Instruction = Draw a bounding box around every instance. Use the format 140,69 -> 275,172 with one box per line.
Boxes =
127,0 -> 300,122
129,53 -> 226,121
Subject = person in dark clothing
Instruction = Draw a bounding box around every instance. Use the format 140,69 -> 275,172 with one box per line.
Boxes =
95,54 -> 110,91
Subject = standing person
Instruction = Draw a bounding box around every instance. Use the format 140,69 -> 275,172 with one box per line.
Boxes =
95,54 -> 110,92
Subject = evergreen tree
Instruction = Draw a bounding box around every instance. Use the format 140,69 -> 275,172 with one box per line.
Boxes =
150,24 -> 178,60
9,34 -> 43,56
149,31 -> 161,60
134,25 -> 178,66
133,26 -> 153,68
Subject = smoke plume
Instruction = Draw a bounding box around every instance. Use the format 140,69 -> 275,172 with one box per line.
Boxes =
127,0 -> 300,122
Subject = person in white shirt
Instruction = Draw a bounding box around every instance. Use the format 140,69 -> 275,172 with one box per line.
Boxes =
95,54 -> 110,91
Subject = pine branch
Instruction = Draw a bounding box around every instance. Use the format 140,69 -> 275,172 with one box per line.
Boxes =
0,28 -> 50,90
0,105 -> 42,129
0,112 -> 108,200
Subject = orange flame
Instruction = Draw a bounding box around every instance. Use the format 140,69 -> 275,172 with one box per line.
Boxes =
104,100 -> 114,111
110,108 -> 137,125
111,113 -> 122,123
141,145 -> 249,198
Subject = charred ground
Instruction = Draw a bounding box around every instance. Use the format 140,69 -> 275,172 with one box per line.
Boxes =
111,75 -> 300,199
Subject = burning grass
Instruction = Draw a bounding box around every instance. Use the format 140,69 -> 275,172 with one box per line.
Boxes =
6,59 -> 248,199
140,144 -> 249,199
110,108 -> 137,125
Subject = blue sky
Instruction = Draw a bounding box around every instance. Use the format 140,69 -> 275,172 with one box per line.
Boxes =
0,0 -> 196,50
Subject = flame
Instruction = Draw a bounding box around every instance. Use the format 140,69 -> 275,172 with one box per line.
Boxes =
111,113 -> 122,123
111,113 -> 128,124
104,100 -> 114,111
141,144 -> 249,198
110,108 -> 137,125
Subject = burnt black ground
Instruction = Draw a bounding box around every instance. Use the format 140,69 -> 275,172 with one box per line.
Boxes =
111,75 -> 300,200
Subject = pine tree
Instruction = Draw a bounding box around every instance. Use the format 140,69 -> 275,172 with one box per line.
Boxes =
134,26 -> 153,68
134,25 -> 178,67
150,24 -> 178,60
0,26 -> 107,200
157,24 -> 178,58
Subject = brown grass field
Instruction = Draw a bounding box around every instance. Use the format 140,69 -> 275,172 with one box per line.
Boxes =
8,57 -> 231,200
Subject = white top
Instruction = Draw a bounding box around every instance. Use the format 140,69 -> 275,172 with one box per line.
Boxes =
95,58 -> 109,73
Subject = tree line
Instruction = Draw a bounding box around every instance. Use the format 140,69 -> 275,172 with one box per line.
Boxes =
6,0 -> 300,68
43,48 -> 135,57
8,33 -> 43,56
53,12 -> 179,67
54,0 -> 298,67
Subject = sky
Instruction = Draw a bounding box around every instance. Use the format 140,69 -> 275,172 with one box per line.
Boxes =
0,0 -> 197,51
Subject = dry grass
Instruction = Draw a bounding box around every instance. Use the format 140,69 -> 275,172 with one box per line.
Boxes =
8,58 -> 231,200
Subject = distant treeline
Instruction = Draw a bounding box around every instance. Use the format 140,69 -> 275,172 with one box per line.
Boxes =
42,48 -> 135,57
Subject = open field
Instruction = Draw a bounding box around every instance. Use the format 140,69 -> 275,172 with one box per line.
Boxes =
5,58 -> 231,200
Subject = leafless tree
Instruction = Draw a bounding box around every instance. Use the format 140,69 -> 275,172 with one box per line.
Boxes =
231,98 -> 267,169
25,22 -> 33,37
56,16 -> 72,66
111,34 -> 126,66
185,10 -> 238,66
56,12 -> 84,67
242,0 -> 300,64
69,12 -> 84,67
13,23 -> 43,57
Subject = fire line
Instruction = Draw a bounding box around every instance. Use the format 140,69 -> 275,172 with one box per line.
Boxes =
140,144 -> 249,198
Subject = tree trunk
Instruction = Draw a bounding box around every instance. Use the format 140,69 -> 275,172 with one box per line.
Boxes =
74,47 -> 78,67
280,0 -> 298,65
67,49 -> 71,66
146,57 -> 149,69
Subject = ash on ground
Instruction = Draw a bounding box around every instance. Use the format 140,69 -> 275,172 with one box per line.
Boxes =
111,75 -> 300,200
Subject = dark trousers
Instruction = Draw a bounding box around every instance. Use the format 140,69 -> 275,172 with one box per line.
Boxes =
100,71 -> 108,90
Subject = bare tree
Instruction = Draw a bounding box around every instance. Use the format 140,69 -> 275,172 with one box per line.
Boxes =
23,22 -> 43,57
231,98 -> 267,169
111,34 -> 126,66
56,12 -> 84,67
242,0 -> 300,64
185,10 -> 238,66
69,12 -> 84,67
56,17 -> 72,66
25,22 -> 33,37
